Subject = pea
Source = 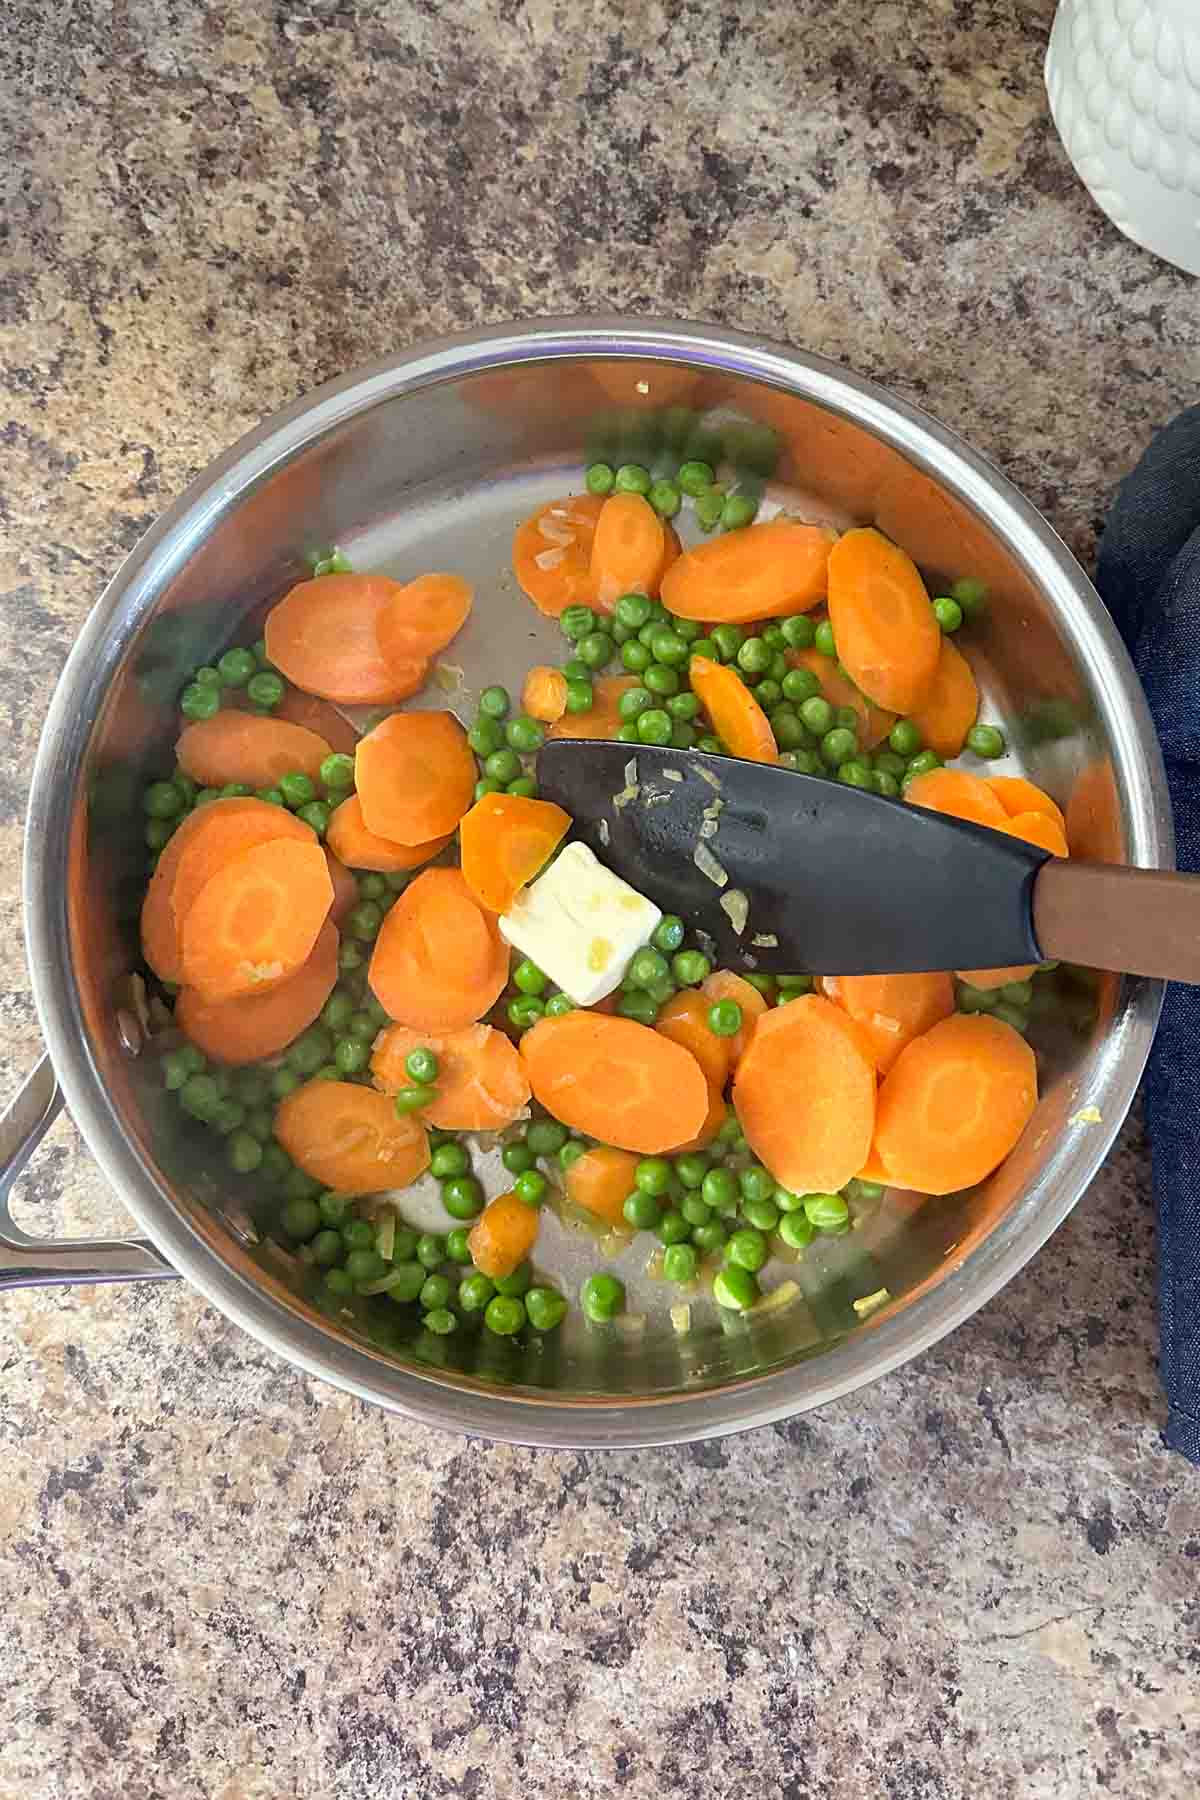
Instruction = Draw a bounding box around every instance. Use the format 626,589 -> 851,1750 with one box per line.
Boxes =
179,1073 -> 222,1121
726,1227 -> 768,1272
967,723 -> 1006,759
818,727 -> 856,769
525,1287 -> 568,1330
337,942 -> 364,974
473,687 -> 510,727
341,1218 -> 375,1251
713,1265 -> 758,1311
617,687 -> 653,723
736,636 -> 769,676
324,1267 -> 354,1297
1002,979 -> 1034,1006
346,1010 -> 377,1043
613,463 -> 651,495
905,750 -> 943,778
416,1275 -> 450,1313
754,680 -> 782,709
670,722 -> 695,750
275,771 -> 313,809
505,776 -> 536,800
694,489 -> 726,532
648,478 -> 681,518
259,1143 -> 292,1184
643,664 -> 680,698
689,638 -> 720,664
721,494 -> 757,531
526,1119 -> 568,1156
459,1272 -> 495,1312
508,995 -> 545,1030
296,800 -> 330,836
333,1038 -> 369,1075
650,630 -> 688,669
933,596 -> 963,633
444,1227 -> 473,1265
678,459 -> 715,496
560,604 -> 596,641
377,1262 -> 423,1303
656,1211 -> 691,1246
697,734 -> 725,754
507,715 -> 546,753
317,752 -> 355,793
162,1048 -> 198,1091
665,691 -> 699,724
430,1141 -> 470,1180
798,695 -> 833,736
403,1046 -> 439,1085
246,670 -> 285,709
672,949 -> 711,986
778,1212 -> 814,1251
624,1190 -> 661,1230
693,1220 -> 729,1255
409,1233 -> 442,1272
484,1295 -> 526,1335
226,1130 -> 263,1174
701,1167 -> 738,1211
494,1260 -> 532,1298
872,751 -> 907,781
708,999 -> 742,1037
888,719 -> 923,757
663,1243 -> 699,1284
580,1272 -> 624,1322
586,462 -> 615,495
394,1086 -> 434,1114
502,1139 -> 536,1174
803,1192 -> 850,1233
576,633 -> 613,672
636,709 -> 672,746
469,716 -> 505,757
778,614 -> 813,650
838,761 -> 873,790
281,1196 -> 322,1241
544,992 -> 574,1017
742,1197 -> 780,1233
564,677 -> 594,715
873,770 -> 901,798
680,1194 -> 712,1227
143,779 -> 185,821
514,1170 -> 547,1208
356,874 -> 386,903
814,619 -> 837,658
559,1138 -> 587,1171
622,640 -> 653,674
992,1001 -> 1029,1032
738,1165 -> 774,1205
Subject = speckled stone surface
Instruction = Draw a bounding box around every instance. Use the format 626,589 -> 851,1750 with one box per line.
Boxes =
3,2 -> 1199,1795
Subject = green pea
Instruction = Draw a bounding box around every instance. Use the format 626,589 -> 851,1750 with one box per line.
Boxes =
525,1286 -> 568,1330
629,1157 -> 668,1197
179,682 -> 220,721
779,666 -> 818,706
721,494 -> 758,531
393,1086 -> 434,1114
778,1212 -> 814,1251
280,1196 -> 322,1242
526,1118 -> 568,1156
798,695 -> 834,736
580,1272 -> 624,1322
443,1227 -> 472,1265
848,1179 -> 885,1203
726,1227 -> 768,1272
952,576 -> 988,614
656,1210 -> 691,1246
663,1242 -> 699,1284
494,1260 -> 532,1298
417,1308 -> 454,1336
697,734 -> 725,754
469,716 -> 505,757
753,680 -> 782,709
380,1262 -> 425,1303
416,1275 -> 448,1313
563,677 -> 594,715
337,943 -> 364,975
619,686 -> 654,722
636,708 -> 673,745
559,1138 -> 587,1171
514,1169 -> 548,1208
701,1166 -> 738,1211
318,753 -> 355,792
474,687 -> 510,725
143,780 -> 185,821
426,1142 -> 468,1183
179,1073 -> 221,1121
508,995 -> 545,1030
276,771 -> 313,809
932,596 -> 963,633
408,1233 -> 441,1272
307,1228 -> 342,1267
689,638 -> 720,664
872,770 -> 900,798
615,989 -> 655,1025
621,640 -> 652,675
680,1194 -> 712,1227
295,800 -> 329,836
478,751 -> 517,790
162,1048 -> 198,1091
648,478 -> 681,518
624,1190 -> 662,1230
669,720 -> 695,750
610,595 -> 648,633
643,664 -> 680,699
694,488 -> 726,532
677,459 -> 715,496
624,947 -> 666,989
324,1267 -> 354,1297
459,1272 -> 495,1312
214,646 -> 255,687
665,692 -> 700,724
614,463 -> 651,495
560,604 -> 597,641
732,637 -> 766,677
673,1151 -> 709,1190
342,901 -> 379,943
713,1265 -> 758,1311
814,619 -> 837,658
347,1247 -> 389,1285
707,623 -> 741,662
515,963 -> 548,1000
803,1191 -> 850,1233
504,775 -> 536,800
355,874 -> 385,903
838,761 -> 873,790
342,1010 -> 374,1044
400,1046 -> 436,1086
708,999 -> 742,1038
737,1164 -> 774,1204
873,751 -> 907,780
330,1038 -> 367,1075
246,671 -> 285,709
967,723 -> 1006,759
905,750 -> 943,778
505,714 -> 545,753
226,1130 -> 263,1174
144,817 -> 175,852
210,1097 -> 246,1136
780,614 -> 816,649
771,1183 -> 804,1213
586,462 -> 615,495
992,1002 -> 1029,1032
692,1220 -> 729,1255
742,1196 -> 780,1232
259,1143 -> 292,1184
573,633 -> 610,673
649,630 -> 687,669
502,1139 -> 536,1174
672,949 -> 711,986
544,992 -> 574,1017
341,1218 -> 375,1251
484,1295 -> 526,1335
888,719 -> 923,757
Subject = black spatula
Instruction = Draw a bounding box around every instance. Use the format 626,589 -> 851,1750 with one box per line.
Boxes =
537,741 -> 1197,981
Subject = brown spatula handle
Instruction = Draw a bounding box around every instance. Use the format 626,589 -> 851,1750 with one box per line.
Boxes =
1033,860 -> 1200,982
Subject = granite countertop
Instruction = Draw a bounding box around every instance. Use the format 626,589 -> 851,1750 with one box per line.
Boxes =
3,1 -> 1199,1794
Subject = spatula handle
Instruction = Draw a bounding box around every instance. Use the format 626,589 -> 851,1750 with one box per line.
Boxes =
1033,860 -> 1200,983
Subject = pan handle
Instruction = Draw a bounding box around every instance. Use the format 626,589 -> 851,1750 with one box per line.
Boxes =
0,1054 -> 177,1290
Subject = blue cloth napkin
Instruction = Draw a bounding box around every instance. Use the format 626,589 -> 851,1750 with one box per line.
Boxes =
1096,405 -> 1200,1464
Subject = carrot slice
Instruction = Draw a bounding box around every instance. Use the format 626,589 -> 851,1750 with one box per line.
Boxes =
273,688 -> 360,756
688,657 -> 778,764
468,1191 -> 540,1280
520,1012 -> 710,1155
855,1143 -> 892,1186
369,867 -> 509,1031
786,647 -> 896,750
170,798 -> 316,948
326,792 -> 452,875
521,665 -> 569,723
459,792 -> 572,915
700,970 -> 768,1065
905,767 -> 1009,829
906,637 -> 979,760
371,1022 -> 530,1131
822,971 -> 955,1075
141,798 -> 312,983
274,1079 -> 430,1195
659,521 -> 683,584
655,990 -> 733,1090
547,675 -> 641,740
661,521 -> 834,622
176,714 -> 332,789
376,573 -> 473,668
355,711 -> 476,846
565,1146 -> 640,1229
826,527 -> 941,713
672,1082 -> 728,1154
872,1013 -> 1037,1195
985,776 -> 1066,835
264,574 -> 428,704
325,850 -> 358,925
179,837 -> 333,1002
513,495 -> 605,617
590,492 -> 667,609
956,808 -> 1068,988
732,995 -> 876,1195
176,920 -> 338,1065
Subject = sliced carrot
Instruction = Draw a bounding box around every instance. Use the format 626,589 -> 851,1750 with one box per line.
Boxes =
590,492 -> 666,609
547,674 -> 641,740
672,1083 -> 728,1154
985,776 -> 1066,836
273,688 -> 360,756
905,767 -> 1009,829
732,995 -> 877,1195
376,573 -> 473,667
956,807 -> 1068,988
274,1079 -> 430,1195
170,799 -> 316,948
459,792 -> 572,915
661,520 -> 834,622
265,574 -> 428,705
565,1146 -> 640,1230
141,798 -> 311,983
872,1013 -> 1037,1195
822,971 -> 955,1075
513,495 -> 605,617
855,1143 -> 892,1186
326,792 -> 452,874
325,850 -> 358,925
826,527 -> 941,713
355,711 -> 476,846
520,1012 -> 710,1155
371,1023 -> 530,1131
655,990 -> 733,1090
179,837 -> 333,1003
659,521 -> 683,584
369,867 -> 510,1031
906,637 -> 979,760
468,1191 -> 540,1280
688,657 -> 778,764
176,713 -> 332,789
176,920 -> 338,1065
786,647 -> 896,750
521,665 -> 569,723
700,970 -> 768,1065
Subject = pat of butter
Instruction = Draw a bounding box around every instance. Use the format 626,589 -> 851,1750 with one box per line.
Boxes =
499,841 -> 662,1006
